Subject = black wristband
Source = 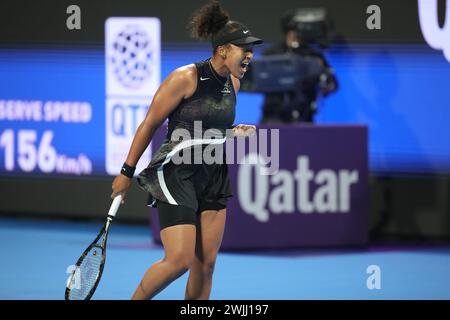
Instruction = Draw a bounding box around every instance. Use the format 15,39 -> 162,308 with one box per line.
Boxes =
121,162 -> 136,178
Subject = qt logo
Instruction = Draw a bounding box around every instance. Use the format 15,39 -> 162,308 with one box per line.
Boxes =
418,0 -> 450,62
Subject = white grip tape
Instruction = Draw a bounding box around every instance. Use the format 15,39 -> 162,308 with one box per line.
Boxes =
108,195 -> 122,218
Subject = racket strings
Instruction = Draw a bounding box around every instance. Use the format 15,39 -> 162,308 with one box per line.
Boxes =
67,245 -> 104,300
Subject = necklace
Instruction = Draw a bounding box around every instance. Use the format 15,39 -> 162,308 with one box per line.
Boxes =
208,60 -> 227,86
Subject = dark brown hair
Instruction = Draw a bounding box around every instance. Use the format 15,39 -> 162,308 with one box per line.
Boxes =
188,0 -> 230,40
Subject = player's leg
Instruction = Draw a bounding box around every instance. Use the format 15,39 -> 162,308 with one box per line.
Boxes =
184,204 -> 226,300
132,202 -> 197,300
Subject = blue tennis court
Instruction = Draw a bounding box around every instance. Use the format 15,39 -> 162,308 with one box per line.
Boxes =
1,217 -> 449,300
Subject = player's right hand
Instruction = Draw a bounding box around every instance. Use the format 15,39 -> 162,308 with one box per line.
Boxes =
111,174 -> 132,203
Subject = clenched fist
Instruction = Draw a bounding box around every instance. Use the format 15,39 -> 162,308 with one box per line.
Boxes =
231,124 -> 256,137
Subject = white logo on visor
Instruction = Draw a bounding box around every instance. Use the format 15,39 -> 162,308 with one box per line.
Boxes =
243,30 -> 249,34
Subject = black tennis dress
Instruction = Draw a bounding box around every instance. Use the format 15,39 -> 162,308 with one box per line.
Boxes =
137,59 -> 236,212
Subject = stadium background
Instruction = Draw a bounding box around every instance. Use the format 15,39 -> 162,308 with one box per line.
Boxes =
1,0 -> 449,242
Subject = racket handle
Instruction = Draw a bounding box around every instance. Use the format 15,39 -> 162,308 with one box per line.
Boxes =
108,194 -> 122,218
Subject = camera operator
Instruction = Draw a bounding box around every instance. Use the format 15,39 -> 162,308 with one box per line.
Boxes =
260,9 -> 338,123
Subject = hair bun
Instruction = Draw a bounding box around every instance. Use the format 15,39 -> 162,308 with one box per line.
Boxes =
189,1 -> 230,40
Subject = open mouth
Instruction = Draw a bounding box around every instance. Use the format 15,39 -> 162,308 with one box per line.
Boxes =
240,61 -> 250,70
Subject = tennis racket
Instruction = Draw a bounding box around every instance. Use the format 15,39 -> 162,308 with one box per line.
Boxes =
65,195 -> 123,300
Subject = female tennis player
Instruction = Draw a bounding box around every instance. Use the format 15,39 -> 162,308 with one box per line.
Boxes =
111,0 -> 262,300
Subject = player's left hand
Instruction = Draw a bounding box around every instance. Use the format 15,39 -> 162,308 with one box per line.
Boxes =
232,124 -> 256,137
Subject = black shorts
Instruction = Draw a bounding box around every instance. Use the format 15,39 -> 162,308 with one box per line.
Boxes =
156,199 -> 227,231
138,154 -> 233,213
138,143 -> 233,230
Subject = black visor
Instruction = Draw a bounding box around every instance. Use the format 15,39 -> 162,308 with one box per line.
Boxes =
212,22 -> 263,49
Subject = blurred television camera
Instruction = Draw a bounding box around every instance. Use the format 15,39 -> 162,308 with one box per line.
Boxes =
243,8 -> 339,123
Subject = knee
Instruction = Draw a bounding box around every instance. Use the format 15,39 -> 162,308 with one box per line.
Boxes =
202,255 -> 218,277
166,251 -> 195,273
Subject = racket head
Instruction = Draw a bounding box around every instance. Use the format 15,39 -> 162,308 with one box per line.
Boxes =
65,226 -> 108,300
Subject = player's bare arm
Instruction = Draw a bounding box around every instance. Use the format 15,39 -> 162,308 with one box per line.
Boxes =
111,65 -> 197,201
